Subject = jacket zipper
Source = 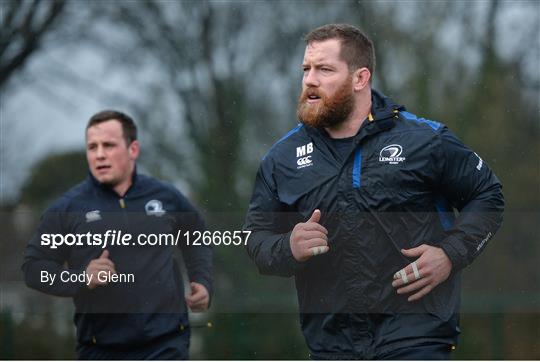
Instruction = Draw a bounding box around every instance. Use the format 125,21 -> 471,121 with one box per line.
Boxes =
119,197 -> 130,233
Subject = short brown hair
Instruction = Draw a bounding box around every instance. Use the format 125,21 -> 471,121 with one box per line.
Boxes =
305,24 -> 375,76
86,110 -> 137,145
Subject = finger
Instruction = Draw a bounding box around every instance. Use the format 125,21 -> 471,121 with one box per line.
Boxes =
99,249 -> 110,259
303,238 -> 328,249
302,223 -> 328,235
91,259 -> 116,269
401,244 -> 429,258
392,268 -> 410,285
393,261 -> 422,281
396,276 -> 431,294
308,209 -> 321,223
187,297 -> 208,312
410,261 -> 421,280
301,230 -> 328,241
186,285 -> 206,301
93,279 -> 109,286
91,272 -> 113,286
308,245 -> 329,257
191,297 -> 209,311
88,266 -> 116,276
188,291 -> 206,304
408,284 -> 433,302
191,296 -> 209,308
393,269 -> 426,289
191,282 -> 209,296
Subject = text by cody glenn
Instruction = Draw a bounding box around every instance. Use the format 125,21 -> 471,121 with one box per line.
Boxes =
40,229 -> 252,249
41,269 -> 134,286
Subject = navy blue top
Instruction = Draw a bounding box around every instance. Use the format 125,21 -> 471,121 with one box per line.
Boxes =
244,89 -> 504,357
23,171 -> 212,346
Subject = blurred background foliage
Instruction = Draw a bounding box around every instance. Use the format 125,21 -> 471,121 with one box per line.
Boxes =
1,0 -> 539,359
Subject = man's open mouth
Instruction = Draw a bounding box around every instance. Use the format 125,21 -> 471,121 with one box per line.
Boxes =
306,93 -> 321,103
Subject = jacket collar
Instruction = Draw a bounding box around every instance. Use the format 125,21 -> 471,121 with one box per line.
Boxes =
87,166 -> 138,197
359,89 -> 404,138
370,88 -> 404,121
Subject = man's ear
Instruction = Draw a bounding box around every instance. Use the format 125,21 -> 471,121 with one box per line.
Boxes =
353,67 -> 371,91
129,140 -> 140,160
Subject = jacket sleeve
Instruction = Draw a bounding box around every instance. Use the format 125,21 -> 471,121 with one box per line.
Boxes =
244,158 -> 304,277
435,126 -> 504,270
21,205 -> 88,297
175,192 -> 213,298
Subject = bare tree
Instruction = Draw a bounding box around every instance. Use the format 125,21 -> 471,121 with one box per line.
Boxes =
0,0 -> 66,88
91,0 -> 345,214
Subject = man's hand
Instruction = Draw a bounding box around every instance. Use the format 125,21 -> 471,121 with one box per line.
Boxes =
186,282 -> 209,312
86,249 -> 116,289
392,244 -> 452,302
290,209 -> 329,262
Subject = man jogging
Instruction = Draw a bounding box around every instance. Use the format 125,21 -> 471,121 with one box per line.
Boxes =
23,110 -> 212,359
244,24 -> 504,359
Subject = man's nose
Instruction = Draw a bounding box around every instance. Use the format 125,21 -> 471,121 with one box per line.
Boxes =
304,69 -> 320,88
96,146 -> 105,159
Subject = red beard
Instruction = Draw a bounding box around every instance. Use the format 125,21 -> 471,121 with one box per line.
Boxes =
296,75 -> 354,129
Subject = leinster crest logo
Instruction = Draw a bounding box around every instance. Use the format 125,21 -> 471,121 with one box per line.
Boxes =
145,199 -> 166,217
379,144 -> 406,165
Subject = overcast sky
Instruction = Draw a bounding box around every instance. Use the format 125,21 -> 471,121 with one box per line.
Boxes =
1,0 -> 538,204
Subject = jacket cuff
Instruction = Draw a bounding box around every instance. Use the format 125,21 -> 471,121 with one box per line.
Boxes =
439,234 -> 469,271
281,231 -> 306,273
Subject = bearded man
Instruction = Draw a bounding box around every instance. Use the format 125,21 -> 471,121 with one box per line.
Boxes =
244,24 -> 504,359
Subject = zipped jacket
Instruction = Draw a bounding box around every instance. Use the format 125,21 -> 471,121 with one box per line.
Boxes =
23,172 -> 212,346
244,90 -> 504,358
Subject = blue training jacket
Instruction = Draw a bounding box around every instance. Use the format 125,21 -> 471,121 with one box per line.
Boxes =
23,171 -> 212,346
244,90 -> 504,359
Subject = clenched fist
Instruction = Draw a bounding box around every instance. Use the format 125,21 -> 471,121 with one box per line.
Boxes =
86,249 -> 116,289
290,209 -> 329,262
185,282 -> 210,312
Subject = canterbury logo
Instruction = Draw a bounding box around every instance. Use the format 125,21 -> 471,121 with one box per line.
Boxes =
85,210 -> 101,223
297,156 -> 312,166
379,144 -> 406,164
